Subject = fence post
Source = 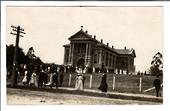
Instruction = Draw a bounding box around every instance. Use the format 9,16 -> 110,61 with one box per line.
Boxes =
89,75 -> 92,88
113,76 -> 115,90
139,77 -> 142,92
68,74 -> 72,86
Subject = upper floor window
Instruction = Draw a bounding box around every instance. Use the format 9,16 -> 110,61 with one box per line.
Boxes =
94,54 -> 97,64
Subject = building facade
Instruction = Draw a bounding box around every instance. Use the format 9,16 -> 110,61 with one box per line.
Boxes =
63,26 -> 136,74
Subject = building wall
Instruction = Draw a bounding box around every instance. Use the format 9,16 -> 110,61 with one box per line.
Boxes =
64,44 -> 135,74
63,31 -> 135,74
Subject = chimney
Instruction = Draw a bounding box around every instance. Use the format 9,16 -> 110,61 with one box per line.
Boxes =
124,46 -> 126,50
112,45 -> 114,49
101,39 -> 103,43
81,26 -> 83,30
94,35 -> 96,40
107,43 -> 109,46
85,30 -> 88,33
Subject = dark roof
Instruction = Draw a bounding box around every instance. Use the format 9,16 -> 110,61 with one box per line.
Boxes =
65,28 -> 136,57
96,42 -> 119,54
116,49 -> 136,57
116,49 -> 131,54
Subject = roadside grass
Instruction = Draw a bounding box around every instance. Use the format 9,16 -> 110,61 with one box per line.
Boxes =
62,73 -> 163,95
14,72 -> 163,96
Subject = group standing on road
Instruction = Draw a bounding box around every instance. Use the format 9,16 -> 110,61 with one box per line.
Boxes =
7,62 -> 163,98
20,63 -> 109,93
20,65 -> 65,89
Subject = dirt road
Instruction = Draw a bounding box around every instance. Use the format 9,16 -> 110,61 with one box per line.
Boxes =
7,88 -> 160,105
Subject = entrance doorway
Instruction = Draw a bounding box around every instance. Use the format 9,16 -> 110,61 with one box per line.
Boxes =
77,58 -> 85,68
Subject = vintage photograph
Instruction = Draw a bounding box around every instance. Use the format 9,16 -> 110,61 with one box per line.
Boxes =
5,5 -> 163,105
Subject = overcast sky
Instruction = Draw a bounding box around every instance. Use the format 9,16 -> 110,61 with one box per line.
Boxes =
6,6 -> 163,72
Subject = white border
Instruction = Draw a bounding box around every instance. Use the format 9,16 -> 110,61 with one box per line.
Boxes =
1,1 -> 170,6
1,1 -> 170,111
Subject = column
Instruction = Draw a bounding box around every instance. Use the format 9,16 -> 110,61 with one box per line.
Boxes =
88,43 -> 91,64
127,57 -> 130,74
112,55 -> 114,68
108,53 -> 110,67
71,43 -> 74,65
88,43 -> 91,56
132,59 -> 134,72
129,58 -> 131,73
63,48 -> 66,64
85,43 -> 89,64
103,52 -> 106,66
99,50 -> 102,64
114,56 -> 116,71
105,52 -> 107,66
68,44 -> 72,64
110,54 -> 112,67
108,53 -> 109,67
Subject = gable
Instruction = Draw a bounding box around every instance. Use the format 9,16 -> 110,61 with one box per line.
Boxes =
68,30 -> 93,41
131,49 -> 136,57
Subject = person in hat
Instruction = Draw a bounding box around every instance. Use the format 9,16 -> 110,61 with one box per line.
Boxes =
22,70 -> 28,86
153,75 -> 162,97
29,70 -> 38,87
59,66 -> 64,87
98,73 -> 108,92
38,69 -> 45,88
50,66 -> 58,89
75,68 -> 84,90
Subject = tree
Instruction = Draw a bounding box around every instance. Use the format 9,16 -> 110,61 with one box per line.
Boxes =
26,47 -> 44,72
150,52 -> 163,76
6,44 -> 27,71
6,45 -> 43,74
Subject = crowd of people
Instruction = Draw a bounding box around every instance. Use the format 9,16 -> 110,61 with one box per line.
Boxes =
7,62 -> 109,92
7,63 -> 162,97
7,64 -> 65,89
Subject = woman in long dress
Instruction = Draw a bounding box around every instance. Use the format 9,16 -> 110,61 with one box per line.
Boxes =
75,74 -> 84,90
22,70 -> 28,86
46,73 -> 53,85
29,72 -> 38,87
38,69 -> 45,88
75,68 -> 84,90
98,73 -> 108,92
51,72 -> 58,89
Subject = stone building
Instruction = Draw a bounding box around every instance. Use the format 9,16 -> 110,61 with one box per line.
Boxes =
63,26 -> 136,74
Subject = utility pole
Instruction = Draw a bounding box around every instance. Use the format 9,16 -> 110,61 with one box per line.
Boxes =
10,25 -> 26,87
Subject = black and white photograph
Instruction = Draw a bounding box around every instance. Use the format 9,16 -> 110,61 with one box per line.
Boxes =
1,1 -> 170,111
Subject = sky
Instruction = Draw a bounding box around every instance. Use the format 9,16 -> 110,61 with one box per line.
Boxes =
6,6 -> 163,72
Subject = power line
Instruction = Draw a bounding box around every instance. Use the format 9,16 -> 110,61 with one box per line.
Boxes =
10,25 -> 26,87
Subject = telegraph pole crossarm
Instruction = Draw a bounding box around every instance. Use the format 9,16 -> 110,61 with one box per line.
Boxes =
10,25 -> 26,87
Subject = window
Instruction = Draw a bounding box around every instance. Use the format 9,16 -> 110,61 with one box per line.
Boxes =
105,52 -> 108,66
109,54 -> 112,67
94,54 -> 97,64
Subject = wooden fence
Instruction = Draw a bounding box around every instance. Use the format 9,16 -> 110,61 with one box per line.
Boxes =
62,73 -> 163,95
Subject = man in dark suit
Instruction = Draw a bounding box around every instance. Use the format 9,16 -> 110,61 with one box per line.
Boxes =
153,75 -> 162,97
